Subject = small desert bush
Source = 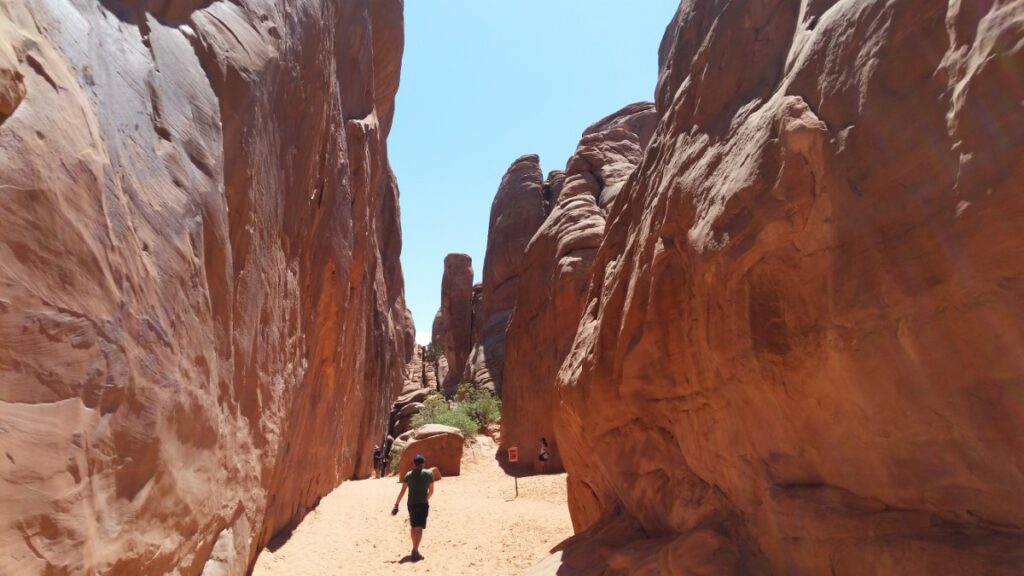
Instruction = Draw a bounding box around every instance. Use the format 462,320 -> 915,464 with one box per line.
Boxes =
410,387 -> 502,438
412,394 -> 478,438
456,384 -> 501,428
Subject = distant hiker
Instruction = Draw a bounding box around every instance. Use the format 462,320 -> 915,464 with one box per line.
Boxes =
391,453 -> 434,561
372,444 -> 382,479
382,436 -> 394,477
537,437 -> 551,474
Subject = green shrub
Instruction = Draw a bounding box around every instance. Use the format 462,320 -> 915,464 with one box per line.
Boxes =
436,409 -> 479,438
411,394 -> 448,426
411,394 -> 478,438
409,389 -> 501,438
456,384 -> 501,428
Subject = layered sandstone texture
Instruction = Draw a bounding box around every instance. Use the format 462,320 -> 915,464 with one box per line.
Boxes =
550,0 -> 1024,574
501,103 -> 656,473
388,345 -> 437,440
464,155 -> 547,394
0,1 -> 410,574
432,253 -> 474,395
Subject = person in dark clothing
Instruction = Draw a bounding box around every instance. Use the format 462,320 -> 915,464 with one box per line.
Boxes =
537,437 -> 551,474
391,453 -> 434,561
372,444 -> 383,478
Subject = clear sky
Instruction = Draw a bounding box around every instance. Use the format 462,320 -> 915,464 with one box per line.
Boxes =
390,0 -> 680,343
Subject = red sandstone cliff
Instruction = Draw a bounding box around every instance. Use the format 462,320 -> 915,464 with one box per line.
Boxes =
464,155 -> 547,394
0,1 -> 409,574
540,0 -> 1024,574
501,103 -> 656,473
433,253 -> 474,396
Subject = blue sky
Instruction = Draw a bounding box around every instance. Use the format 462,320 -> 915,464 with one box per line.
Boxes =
389,0 -> 680,342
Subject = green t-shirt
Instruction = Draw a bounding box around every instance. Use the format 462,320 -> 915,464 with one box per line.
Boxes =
404,467 -> 433,505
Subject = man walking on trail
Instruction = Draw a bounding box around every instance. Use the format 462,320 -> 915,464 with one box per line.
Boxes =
391,453 -> 433,561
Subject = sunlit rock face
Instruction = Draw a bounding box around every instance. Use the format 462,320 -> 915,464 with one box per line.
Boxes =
0,1 -> 409,574
433,253 -> 474,396
501,103 -> 655,473
464,155 -> 547,394
547,0 -> 1024,574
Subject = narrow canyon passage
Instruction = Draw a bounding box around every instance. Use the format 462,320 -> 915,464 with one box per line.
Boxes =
2,0 -> 1023,575
251,438 -> 571,575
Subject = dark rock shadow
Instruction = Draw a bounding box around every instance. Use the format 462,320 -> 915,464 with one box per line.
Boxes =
264,496 -> 323,553
494,439 -> 564,477
494,448 -> 540,478
264,524 -> 295,553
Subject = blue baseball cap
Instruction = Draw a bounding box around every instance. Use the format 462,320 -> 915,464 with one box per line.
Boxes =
413,454 -> 425,464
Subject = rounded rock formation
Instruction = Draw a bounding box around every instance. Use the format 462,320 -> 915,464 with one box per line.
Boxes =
543,0 -> 1024,574
465,155 -> 547,394
395,424 -> 465,479
433,253 -> 474,396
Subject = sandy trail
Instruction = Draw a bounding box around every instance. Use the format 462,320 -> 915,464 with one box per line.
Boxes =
252,436 -> 572,575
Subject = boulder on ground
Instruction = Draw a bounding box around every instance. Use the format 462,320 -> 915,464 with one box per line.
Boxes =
396,424 -> 464,479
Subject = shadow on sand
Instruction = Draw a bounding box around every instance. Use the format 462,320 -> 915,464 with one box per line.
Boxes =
386,554 -> 423,564
264,524 -> 296,553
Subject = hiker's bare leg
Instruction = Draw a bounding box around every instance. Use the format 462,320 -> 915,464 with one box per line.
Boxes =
411,527 -> 423,550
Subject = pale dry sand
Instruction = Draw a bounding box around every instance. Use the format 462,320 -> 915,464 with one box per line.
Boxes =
252,437 -> 572,575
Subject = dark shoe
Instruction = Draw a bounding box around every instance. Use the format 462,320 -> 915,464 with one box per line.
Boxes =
411,550 -> 423,561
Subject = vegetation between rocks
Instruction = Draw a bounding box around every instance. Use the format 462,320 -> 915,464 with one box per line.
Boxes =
411,384 -> 501,439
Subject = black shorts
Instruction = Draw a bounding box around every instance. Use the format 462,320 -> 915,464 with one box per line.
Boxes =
408,503 -> 429,528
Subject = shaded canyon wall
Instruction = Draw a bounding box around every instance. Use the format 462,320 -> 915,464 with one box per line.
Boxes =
0,0 -> 410,574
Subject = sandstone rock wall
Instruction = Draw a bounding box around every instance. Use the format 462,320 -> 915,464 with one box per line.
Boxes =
433,253 -> 474,396
548,0 -> 1024,574
0,1 -> 409,574
464,155 -> 547,394
388,344 -> 441,441
501,103 -> 655,473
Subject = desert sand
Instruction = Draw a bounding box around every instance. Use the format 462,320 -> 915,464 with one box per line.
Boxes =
252,437 -> 571,575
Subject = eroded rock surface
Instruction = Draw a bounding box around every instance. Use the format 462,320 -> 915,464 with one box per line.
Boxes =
433,253 -> 474,396
0,1 -> 409,574
388,345 -> 436,440
465,155 -> 547,394
544,0 -> 1024,574
501,103 -> 655,473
